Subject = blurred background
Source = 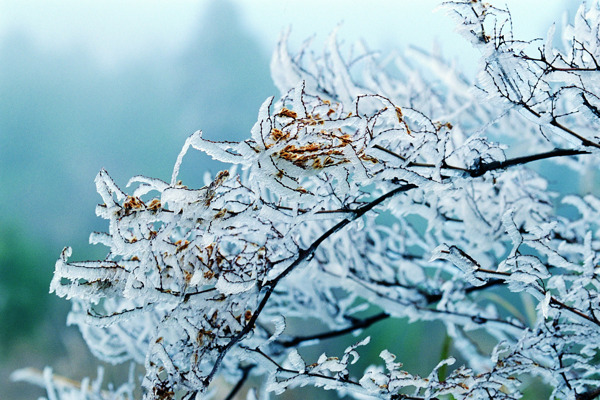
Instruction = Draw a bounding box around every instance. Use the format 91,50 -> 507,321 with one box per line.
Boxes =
0,1 -> 574,398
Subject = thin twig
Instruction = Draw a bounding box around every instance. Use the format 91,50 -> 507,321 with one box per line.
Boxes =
521,104 -> 600,149
576,385 -> 600,400
550,297 -> 600,327
280,312 -> 390,348
373,144 -> 469,173
470,147 -> 591,177
224,365 -> 255,400
202,182 -> 417,387
279,277 -> 508,348
373,144 -> 591,178
202,143 -> 592,390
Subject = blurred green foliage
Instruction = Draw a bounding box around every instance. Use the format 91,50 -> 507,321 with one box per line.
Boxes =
0,225 -> 54,352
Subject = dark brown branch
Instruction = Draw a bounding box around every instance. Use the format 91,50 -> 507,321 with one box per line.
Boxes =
550,297 -> 600,327
469,147 -> 591,177
203,183 -> 418,388
374,143 -> 591,178
245,346 -> 434,400
521,54 -> 600,72
467,265 -> 600,327
280,312 -> 390,348
373,144 -> 469,173
224,365 -> 254,400
581,93 -> 600,119
521,104 -> 600,149
248,346 -> 365,389
577,386 -> 600,400
203,143 -> 591,390
268,182 -> 418,286
279,277 -> 508,348
203,277 -> 277,387
266,204 -> 356,215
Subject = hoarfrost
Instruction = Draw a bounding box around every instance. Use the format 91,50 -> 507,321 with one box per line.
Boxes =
39,1 -> 600,399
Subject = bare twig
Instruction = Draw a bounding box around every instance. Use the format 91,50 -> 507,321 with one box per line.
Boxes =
224,365 -> 255,400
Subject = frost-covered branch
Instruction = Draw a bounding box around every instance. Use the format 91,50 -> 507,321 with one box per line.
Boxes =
34,1 -> 600,399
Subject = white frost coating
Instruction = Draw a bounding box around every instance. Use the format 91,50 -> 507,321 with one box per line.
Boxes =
260,316 -> 286,350
380,349 -> 401,371
286,349 -> 306,372
95,169 -> 126,205
538,292 -> 552,319
42,3 -> 600,399
502,208 -> 522,257
292,80 -> 307,119
188,129 -> 246,166
246,388 -> 258,400
251,96 -> 275,145
270,29 -> 305,94
215,273 -> 256,295
326,29 -> 363,105
544,23 -> 556,61
171,131 -> 197,186
127,175 -> 169,198
431,244 -> 487,286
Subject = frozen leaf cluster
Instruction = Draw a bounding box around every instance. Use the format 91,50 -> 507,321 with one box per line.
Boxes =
37,1 -> 600,399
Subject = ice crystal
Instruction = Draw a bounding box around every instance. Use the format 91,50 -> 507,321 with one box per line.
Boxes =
38,1 -> 600,399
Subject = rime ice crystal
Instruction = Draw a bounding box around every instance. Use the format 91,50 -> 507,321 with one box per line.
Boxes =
39,1 -> 600,399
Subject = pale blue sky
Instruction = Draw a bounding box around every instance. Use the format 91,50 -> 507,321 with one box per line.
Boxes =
0,1 -> 570,71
